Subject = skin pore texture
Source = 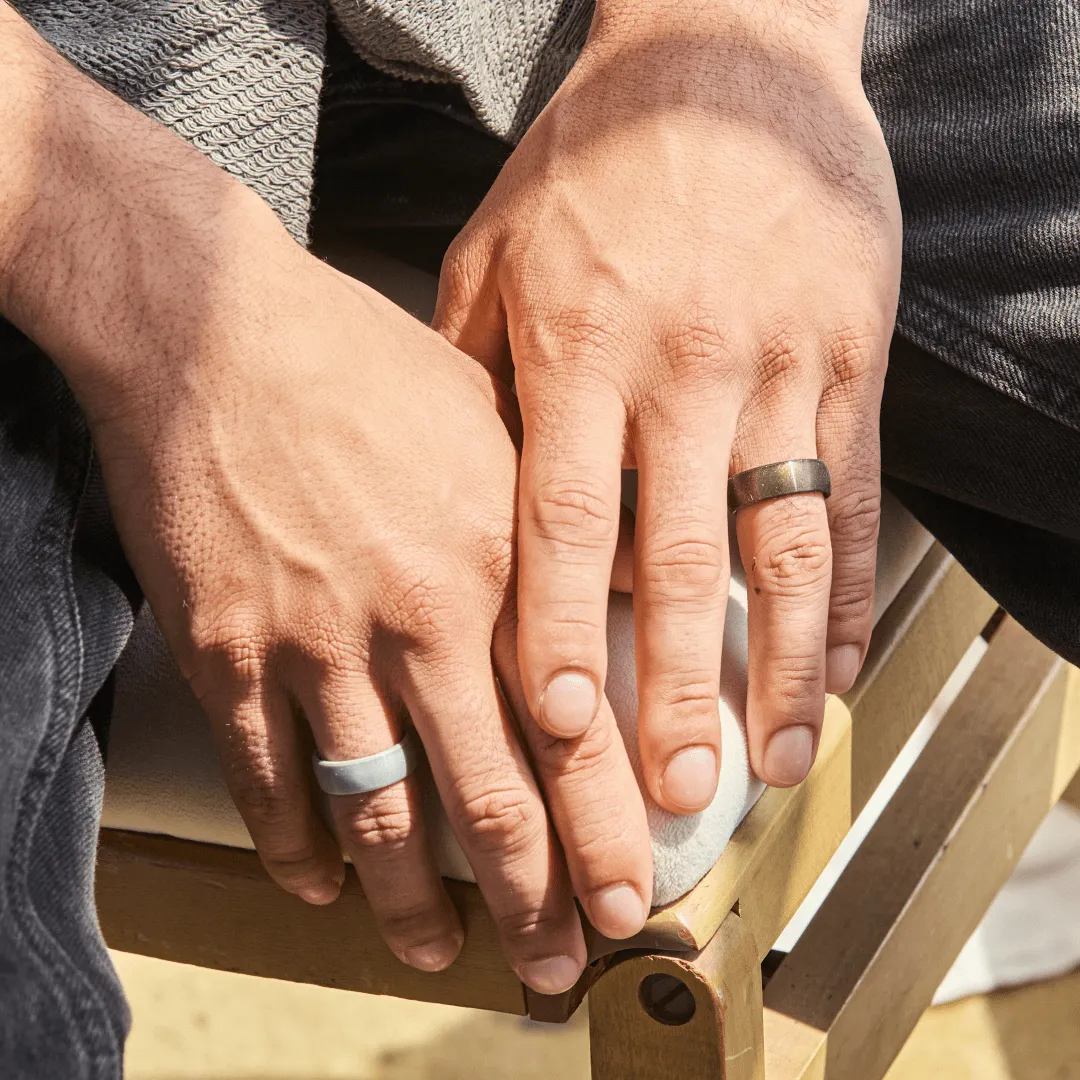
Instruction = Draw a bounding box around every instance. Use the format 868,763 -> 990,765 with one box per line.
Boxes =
0,0 -> 899,997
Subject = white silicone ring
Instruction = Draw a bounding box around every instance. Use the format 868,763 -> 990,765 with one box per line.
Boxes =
312,728 -> 422,796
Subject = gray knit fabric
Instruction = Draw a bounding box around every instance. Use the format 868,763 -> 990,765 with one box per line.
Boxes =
329,0 -> 592,141
13,0 -> 593,238
13,0 -> 328,241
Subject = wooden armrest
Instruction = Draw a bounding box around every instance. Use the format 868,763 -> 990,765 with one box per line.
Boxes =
96,828 -> 528,1015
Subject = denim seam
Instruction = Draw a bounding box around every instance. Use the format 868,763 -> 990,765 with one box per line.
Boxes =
4,425 -> 123,1078
897,286 -> 1080,437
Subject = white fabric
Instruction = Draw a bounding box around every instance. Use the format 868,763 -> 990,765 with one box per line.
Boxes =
934,802 -> 1080,1004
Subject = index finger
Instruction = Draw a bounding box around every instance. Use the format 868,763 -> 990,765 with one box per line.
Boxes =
514,368 -> 627,741
493,606 -> 653,941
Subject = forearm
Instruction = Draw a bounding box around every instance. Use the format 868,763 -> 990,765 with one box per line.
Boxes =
0,2 -> 288,409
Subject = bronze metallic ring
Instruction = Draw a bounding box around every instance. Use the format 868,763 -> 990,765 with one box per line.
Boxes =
728,459 -> 831,512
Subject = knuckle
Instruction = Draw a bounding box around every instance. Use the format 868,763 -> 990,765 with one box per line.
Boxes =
475,517 -> 515,590
831,486 -> 881,554
828,491 -> 879,628
664,315 -> 732,364
495,905 -> 571,952
379,903 -> 451,951
382,564 -> 459,647
749,507 -> 831,600
529,478 -> 618,553
301,624 -> 366,680
639,532 -> 726,598
829,581 -> 875,630
766,658 -> 826,720
189,613 -> 270,692
647,672 -> 721,725
659,315 -> 737,383
230,769 -> 305,833
454,784 -> 545,860
824,323 -> 883,388
340,797 -> 416,857
260,844 -> 327,888
438,231 -> 488,307
754,322 -> 808,396
549,305 -> 620,363
439,233 -> 473,288
633,315 -> 738,424
530,712 -> 616,774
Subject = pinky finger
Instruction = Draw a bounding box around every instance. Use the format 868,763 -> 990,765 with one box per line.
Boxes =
817,379 -> 883,693
208,685 -> 345,905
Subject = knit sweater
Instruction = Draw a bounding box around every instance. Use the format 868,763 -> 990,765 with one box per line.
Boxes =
13,0 -> 591,242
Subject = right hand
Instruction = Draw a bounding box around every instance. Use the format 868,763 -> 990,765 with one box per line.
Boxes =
69,206 -> 653,993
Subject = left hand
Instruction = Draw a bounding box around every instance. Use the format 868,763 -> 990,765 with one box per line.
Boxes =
435,1 -> 901,803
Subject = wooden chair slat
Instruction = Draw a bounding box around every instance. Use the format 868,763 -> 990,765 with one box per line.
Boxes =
762,619 -> 1080,1080
96,829 -> 528,1015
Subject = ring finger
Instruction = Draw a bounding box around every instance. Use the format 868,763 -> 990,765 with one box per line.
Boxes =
300,669 -> 464,973
731,402 -> 833,788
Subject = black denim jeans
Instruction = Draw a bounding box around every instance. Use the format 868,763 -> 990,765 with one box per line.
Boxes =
0,340 -> 135,1076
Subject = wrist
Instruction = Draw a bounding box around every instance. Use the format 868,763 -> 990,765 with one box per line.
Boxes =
586,0 -> 869,87
0,3 -> 294,417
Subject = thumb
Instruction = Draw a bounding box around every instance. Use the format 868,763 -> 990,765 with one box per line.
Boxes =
435,235 -> 512,382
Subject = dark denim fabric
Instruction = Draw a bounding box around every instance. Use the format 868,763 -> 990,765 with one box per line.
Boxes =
863,2 -> 1080,434
881,338 -> 1080,665
0,339 -> 135,1077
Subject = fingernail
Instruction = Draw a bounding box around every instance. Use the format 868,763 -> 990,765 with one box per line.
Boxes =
826,644 -> 862,694
661,745 -> 719,812
297,882 -> 340,905
403,935 -> 463,973
589,884 -> 648,939
518,955 -> 582,996
539,670 -> 598,737
762,725 -> 815,786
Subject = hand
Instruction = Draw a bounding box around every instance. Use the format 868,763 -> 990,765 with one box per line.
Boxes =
0,8 -> 654,987
435,1 -> 901,797
82,231 -> 658,991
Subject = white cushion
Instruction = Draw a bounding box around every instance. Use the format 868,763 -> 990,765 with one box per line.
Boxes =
103,489 -> 931,906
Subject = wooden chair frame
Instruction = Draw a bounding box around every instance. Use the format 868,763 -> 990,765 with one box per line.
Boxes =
96,543 -> 1080,1079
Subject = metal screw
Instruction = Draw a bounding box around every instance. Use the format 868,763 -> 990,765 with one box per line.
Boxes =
638,972 -> 697,1026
